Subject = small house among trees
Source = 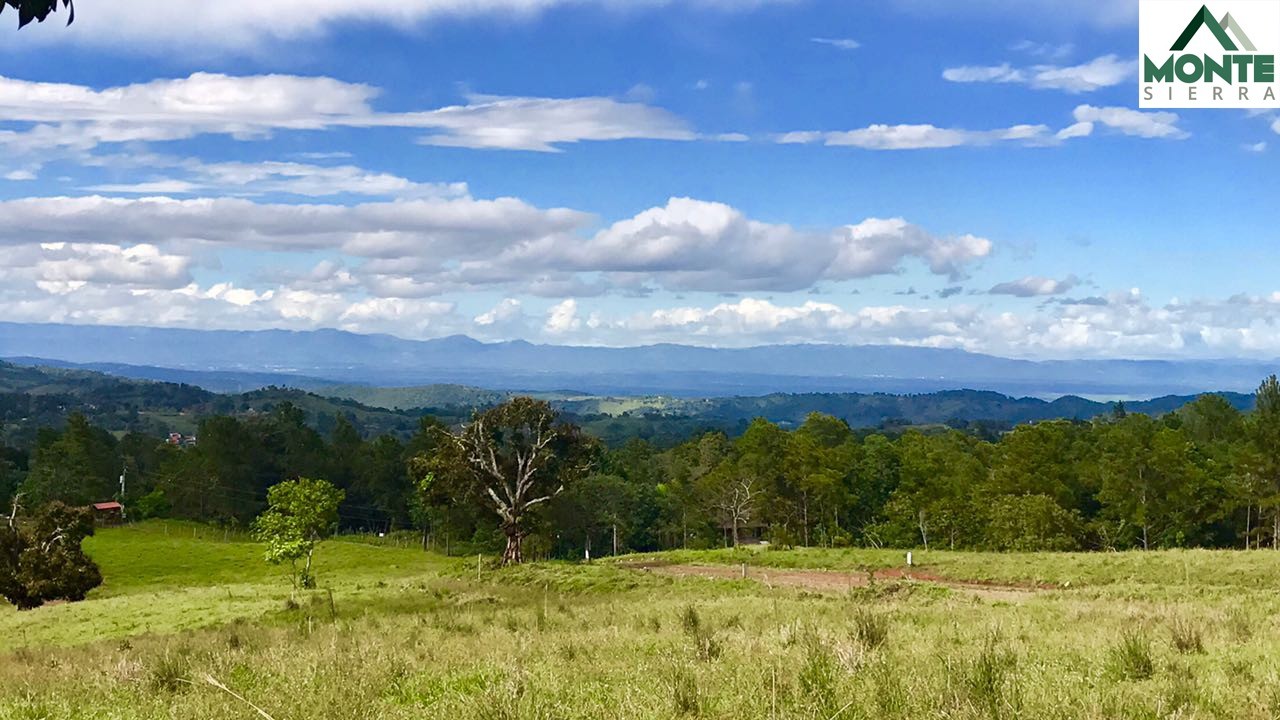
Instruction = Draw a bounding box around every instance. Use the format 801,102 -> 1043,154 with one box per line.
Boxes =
90,501 -> 124,526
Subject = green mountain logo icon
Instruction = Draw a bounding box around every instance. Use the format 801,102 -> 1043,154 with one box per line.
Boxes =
1171,5 -> 1257,51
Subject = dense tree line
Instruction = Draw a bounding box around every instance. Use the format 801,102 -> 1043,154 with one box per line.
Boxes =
9,379 -> 1280,558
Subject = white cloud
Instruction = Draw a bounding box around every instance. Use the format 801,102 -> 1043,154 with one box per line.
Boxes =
1073,105 -> 1188,139
0,73 -> 695,152
1009,40 -> 1074,60
544,299 -> 584,335
1245,141 -> 1268,153
830,218 -> 992,281
475,298 -> 524,327
497,197 -> 993,292
989,275 -> 1079,297
778,123 -> 1054,150
779,105 -> 1187,150
944,55 -> 1130,93
811,37 -> 860,50
942,64 -> 1025,84
17,0 -> 788,51
85,160 -> 468,198
1030,55 -> 1131,93
513,290 -> 1280,359
0,193 -> 992,296
0,242 -> 193,292
0,194 -> 588,256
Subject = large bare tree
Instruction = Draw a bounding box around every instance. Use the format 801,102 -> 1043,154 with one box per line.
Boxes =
443,398 -> 595,564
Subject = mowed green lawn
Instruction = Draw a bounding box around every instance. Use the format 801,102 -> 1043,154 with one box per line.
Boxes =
0,521 -> 451,649
6,523 -> 1280,719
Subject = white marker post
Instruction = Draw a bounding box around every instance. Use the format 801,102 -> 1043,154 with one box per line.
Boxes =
906,551 -> 913,567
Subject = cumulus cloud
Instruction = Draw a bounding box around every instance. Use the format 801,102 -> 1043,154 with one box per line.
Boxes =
545,299 -> 587,335
494,198 -> 993,292
943,55 -> 1130,93
0,194 -> 588,256
989,275 -> 1080,297
1071,105 -> 1188,140
519,290 -> 1280,359
0,73 -> 695,152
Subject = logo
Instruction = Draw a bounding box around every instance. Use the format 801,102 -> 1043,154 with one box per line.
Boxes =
1140,0 -> 1280,108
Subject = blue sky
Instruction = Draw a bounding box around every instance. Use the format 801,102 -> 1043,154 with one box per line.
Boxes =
0,0 -> 1277,359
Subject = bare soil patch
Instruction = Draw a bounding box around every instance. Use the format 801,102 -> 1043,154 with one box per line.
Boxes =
620,561 -> 1052,601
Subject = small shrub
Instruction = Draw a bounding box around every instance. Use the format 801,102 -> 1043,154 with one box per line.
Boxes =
681,605 -> 701,635
798,638 -> 841,717
966,633 -> 1017,719
1109,629 -> 1154,681
870,657 -> 908,716
1164,662 -> 1199,713
670,666 -> 700,716
557,643 -> 580,662
1225,607 -> 1253,643
852,609 -> 890,651
1168,617 -> 1204,654
694,631 -> 723,662
147,652 -> 189,693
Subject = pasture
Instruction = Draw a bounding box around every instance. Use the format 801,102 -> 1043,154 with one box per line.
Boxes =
5,522 -> 1280,719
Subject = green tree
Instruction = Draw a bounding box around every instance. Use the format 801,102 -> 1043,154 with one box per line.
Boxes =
878,431 -> 988,550
435,398 -> 596,564
252,477 -> 345,589
21,413 -> 119,506
657,432 -> 730,549
787,413 -> 859,546
1093,416 -> 1223,549
983,495 -> 1082,551
989,421 -> 1087,510
0,501 -> 102,610
734,419 -> 790,544
1245,376 -> 1280,548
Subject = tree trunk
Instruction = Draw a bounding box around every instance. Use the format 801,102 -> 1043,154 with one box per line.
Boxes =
802,493 -> 810,547
302,547 -> 315,588
732,515 -> 740,547
502,526 -> 523,565
612,523 -> 618,556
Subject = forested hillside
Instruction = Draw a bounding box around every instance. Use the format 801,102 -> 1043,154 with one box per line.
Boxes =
5,362 -> 1280,556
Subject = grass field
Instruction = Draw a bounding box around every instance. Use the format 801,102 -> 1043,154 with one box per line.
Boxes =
5,524 -> 1280,719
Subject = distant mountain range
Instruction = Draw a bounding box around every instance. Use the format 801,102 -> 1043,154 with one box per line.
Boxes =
0,359 -> 1257,448
1,321 -> 1278,398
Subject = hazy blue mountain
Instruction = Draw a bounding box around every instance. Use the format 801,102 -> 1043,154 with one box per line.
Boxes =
0,359 -> 1256,450
2,321 -> 1277,398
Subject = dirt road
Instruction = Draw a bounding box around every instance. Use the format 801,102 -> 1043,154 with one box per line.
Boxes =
620,561 -> 1053,601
